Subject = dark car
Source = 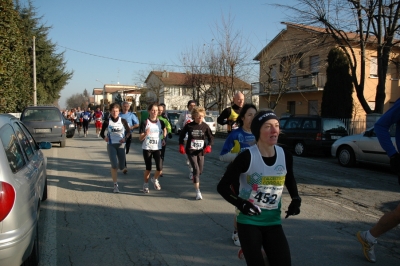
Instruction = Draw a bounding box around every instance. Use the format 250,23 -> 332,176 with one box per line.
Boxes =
0,114 -> 51,265
279,115 -> 348,156
20,106 -> 67,147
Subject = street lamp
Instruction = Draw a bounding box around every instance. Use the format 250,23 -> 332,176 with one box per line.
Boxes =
96,79 -> 106,112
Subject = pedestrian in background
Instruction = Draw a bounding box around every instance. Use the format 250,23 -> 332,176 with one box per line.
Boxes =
179,106 -> 214,200
81,108 -> 92,137
119,101 -> 139,174
139,103 -> 166,193
357,98 -> 400,263
158,103 -> 173,177
219,103 -> 257,247
100,103 -> 131,193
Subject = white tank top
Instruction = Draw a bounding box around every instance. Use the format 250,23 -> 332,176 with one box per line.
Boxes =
107,117 -> 125,144
238,145 -> 287,210
141,119 -> 162,150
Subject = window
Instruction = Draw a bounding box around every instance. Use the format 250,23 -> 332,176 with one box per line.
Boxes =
287,101 -> 296,115
308,100 -> 318,115
370,57 -> 378,78
14,122 -> 34,160
0,124 -> 25,173
310,55 -> 319,73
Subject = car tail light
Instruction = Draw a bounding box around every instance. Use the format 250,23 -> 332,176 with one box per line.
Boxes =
0,182 -> 16,222
62,125 -> 65,134
316,133 -> 322,140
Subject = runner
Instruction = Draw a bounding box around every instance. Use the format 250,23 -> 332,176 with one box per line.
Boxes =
139,103 -> 166,194
93,107 -> 104,138
119,101 -> 139,174
219,103 -> 257,247
217,110 -> 301,266
158,103 -> 173,177
179,106 -> 214,200
217,92 -> 245,134
177,100 -> 196,179
99,103 -> 131,193
75,107 -> 83,136
80,108 -> 91,137
356,98 -> 400,263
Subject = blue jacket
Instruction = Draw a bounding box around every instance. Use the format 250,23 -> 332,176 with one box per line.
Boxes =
375,98 -> 400,157
119,112 -> 139,132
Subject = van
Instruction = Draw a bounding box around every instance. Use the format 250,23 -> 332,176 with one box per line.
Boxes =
278,115 -> 348,156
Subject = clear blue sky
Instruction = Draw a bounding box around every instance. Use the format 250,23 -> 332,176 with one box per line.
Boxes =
25,0 -> 297,108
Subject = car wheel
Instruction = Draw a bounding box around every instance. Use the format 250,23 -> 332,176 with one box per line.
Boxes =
60,140 -> 66,148
294,142 -> 307,156
22,221 -> 39,266
42,177 -> 48,201
337,146 -> 356,167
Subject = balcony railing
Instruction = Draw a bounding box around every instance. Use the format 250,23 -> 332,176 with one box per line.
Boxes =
252,73 -> 327,94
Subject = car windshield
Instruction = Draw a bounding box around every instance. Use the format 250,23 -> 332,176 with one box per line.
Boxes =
204,116 -> 213,122
168,113 -> 180,120
322,119 -> 347,133
22,109 -> 61,122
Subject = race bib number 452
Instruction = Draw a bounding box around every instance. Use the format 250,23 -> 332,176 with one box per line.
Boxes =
248,184 -> 283,210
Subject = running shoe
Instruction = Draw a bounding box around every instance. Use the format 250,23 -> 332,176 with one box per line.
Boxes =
237,248 -> 244,260
122,167 -> 128,174
356,231 -> 377,262
143,183 -> 149,193
151,177 -> 161,190
189,172 -> 193,180
195,191 -> 202,200
84,133 -> 87,137
113,184 -> 119,193
232,231 -> 241,247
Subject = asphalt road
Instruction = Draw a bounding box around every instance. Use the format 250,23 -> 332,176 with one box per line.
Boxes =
38,128 -> 400,266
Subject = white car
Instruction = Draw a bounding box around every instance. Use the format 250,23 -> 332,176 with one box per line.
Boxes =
331,126 -> 395,167
204,116 -> 216,135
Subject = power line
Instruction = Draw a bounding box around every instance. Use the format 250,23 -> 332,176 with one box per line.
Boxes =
57,44 -> 258,68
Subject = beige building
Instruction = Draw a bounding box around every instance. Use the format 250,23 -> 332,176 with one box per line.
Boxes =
144,71 -> 252,111
253,22 -> 400,119
92,84 -> 142,111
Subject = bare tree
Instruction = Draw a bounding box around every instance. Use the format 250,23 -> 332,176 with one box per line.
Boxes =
275,0 -> 400,114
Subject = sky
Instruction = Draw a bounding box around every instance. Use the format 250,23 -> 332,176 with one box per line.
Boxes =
23,0 -> 298,108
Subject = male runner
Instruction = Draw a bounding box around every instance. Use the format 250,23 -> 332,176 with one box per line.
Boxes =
119,101 -> 139,174
217,92 -> 245,134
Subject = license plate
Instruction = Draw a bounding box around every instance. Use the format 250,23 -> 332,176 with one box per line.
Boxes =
331,135 -> 341,140
35,128 -> 51,133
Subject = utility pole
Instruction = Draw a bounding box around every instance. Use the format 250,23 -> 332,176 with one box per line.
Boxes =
33,36 -> 37,106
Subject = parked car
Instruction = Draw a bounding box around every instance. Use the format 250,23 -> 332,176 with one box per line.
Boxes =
204,116 -> 216,135
20,106 -> 67,147
331,126 -> 394,167
166,111 -> 183,134
279,115 -> 348,156
64,118 -> 76,138
0,114 -> 51,265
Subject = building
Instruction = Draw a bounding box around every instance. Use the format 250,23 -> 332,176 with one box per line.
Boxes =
253,22 -> 400,119
92,84 -> 143,111
144,70 -> 252,111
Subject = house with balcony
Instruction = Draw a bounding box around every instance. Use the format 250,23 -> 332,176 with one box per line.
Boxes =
253,22 -> 400,119
144,71 -> 252,111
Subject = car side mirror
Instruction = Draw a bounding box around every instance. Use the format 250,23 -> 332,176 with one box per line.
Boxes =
39,142 -> 52,149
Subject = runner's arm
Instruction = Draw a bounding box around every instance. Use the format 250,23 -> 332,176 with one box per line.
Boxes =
283,148 -> 300,199
99,120 -> 108,139
217,108 -> 230,125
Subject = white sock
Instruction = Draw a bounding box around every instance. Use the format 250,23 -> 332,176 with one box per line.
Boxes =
114,182 -> 118,186
366,230 -> 377,242
196,189 -> 200,193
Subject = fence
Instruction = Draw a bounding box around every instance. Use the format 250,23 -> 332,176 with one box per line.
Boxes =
340,118 -> 366,135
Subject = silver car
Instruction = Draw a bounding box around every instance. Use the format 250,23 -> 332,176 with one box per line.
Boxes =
204,116 -> 216,135
0,114 -> 51,265
331,126 -> 395,167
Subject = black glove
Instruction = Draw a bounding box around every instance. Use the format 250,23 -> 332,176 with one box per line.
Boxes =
168,133 -> 173,139
236,200 -> 261,216
285,197 -> 301,219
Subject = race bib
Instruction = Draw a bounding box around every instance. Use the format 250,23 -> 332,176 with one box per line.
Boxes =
145,136 -> 159,149
248,184 -> 283,210
83,115 -> 89,120
190,139 -> 204,150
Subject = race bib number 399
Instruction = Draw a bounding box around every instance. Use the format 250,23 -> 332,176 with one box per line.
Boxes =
248,184 -> 283,210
